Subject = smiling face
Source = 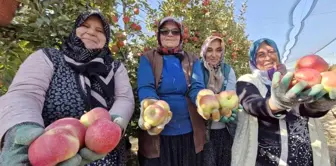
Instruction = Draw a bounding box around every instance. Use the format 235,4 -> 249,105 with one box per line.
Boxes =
159,21 -> 181,49
255,42 -> 279,70
205,39 -> 223,66
75,15 -> 106,49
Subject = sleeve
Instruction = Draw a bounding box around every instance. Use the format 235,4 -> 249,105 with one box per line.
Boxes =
188,59 -> 206,105
298,104 -> 329,118
225,67 -> 237,91
137,56 -> 159,102
0,49 -> 54,143
236,80 -> 286,120
109,63 -> 135,130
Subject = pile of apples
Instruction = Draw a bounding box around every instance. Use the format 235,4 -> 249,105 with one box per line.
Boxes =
141,100 -> 172,134
290,54 -> 336,92
196,89 -> 239,121
28,108 -> 121,166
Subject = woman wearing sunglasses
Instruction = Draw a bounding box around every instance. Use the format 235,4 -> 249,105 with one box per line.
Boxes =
136,17 -> 207,166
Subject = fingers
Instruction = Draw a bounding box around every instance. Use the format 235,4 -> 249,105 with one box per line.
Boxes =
15,126 -> 44,145
279,72 -> 294,90
79,148 -> 107,161
286,80 -> 307,99
58,154 -> 82,166
329,88 -> 336,100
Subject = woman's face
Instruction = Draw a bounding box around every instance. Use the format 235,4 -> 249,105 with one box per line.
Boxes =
255,42 -> 279,70
159,21 -> 181,49
76,16 -> 106,49
205,39 -> 223,66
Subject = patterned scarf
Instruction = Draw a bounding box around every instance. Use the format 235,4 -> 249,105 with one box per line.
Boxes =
61,11 -> 116,110
249,38 -> 281,86
200,36 -> 225,93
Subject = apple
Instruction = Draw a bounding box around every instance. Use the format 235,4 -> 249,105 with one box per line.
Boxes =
228,38 -> 233,45
135,25 -> 142,31
117,41 -> 125,48
198,94 -> 220,120
290,68 -> 322,89
154,100 -> 170,111
80,107 -> 111,127
130,23 -> 137,30
134,8 -> 139,15
143,104 -> 168,126
110,45 -> 119,53
45,118 -> 86,147
28,128 -> 80,166
295,54 -> 329,73
217,90 -> 239,111
85,119 -> 121,154
321,71 -> 336,92
196,89 -> 215,105
123,16 -> 130,23
111,15 -> 118,23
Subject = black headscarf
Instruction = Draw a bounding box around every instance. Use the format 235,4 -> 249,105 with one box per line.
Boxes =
61,11 -> 117,110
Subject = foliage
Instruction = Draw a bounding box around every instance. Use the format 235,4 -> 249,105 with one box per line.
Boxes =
0,0 -> 250,140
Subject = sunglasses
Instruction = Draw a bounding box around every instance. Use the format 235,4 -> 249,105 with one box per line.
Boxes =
159,29 -> 181,36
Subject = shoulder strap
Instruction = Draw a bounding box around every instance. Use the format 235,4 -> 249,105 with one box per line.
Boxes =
143,50 -> 196,90
222,63 -> 231,90
143,49 -> 163,90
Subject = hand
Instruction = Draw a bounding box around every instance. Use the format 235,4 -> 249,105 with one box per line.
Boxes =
219,105 -> 242,123
269,72 -> 308,111
303,88 -> 336,112
58,148 -> 107,166
0,122 -> 44,166
138,99 -> 172,135
196,92 -> 221,121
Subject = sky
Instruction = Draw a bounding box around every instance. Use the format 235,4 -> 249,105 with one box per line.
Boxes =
234,0 -> 336,70
133,0 -> 336,70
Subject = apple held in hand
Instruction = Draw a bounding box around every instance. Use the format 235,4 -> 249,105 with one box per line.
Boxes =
196,89 -> 215,105
198,94 -> 220,120
217,90 -> 239,110
80,107 -> 111,127
85,118 -> 122,154
45,118 -> 86,147
295,54 -> 329,72
290,68 -> 322,89
143,104 -> 168,126
28,128 -> 80,166
321,71 -> 336,92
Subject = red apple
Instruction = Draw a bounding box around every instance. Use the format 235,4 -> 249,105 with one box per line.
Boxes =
321,71 -> 336,92
135,25 -> 142,31
198,94 -> 220,120
123,16 -> 130,23
110,45 -> 119,53
295,54 -> 329,72
45,118 -> 86,147
134,8 -> 139,15
117,41 -> 125,48
290,68 -> 322,89
80,107 -> 111,127
111,15 -> 118,23
28,128 -> 80,166
85,119 -> 121,154
143,104 -> 168,126
130,23 -> 137,30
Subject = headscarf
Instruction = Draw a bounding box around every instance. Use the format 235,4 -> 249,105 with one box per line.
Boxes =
200,36 -> 225,93
249,38 -> 281,85
61,11 -> 116,110
156,16 -> 184,56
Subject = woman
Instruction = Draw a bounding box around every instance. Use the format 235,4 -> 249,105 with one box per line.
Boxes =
199,35 -> 238,166
137,17 -> 206,166
0,11 -> 135,166
232,38 -> 335,166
